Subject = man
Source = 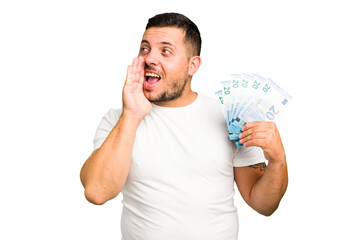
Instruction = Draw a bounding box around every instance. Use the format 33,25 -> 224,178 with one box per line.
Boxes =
80,13 -> 288,240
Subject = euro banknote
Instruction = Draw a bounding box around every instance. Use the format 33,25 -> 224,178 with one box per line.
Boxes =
215,73 -> 292,147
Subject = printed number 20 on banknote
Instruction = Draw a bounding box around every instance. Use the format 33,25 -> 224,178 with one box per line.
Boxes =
215,73 -> 292,147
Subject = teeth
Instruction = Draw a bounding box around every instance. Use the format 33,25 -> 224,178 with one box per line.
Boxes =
145,72 -> 160,78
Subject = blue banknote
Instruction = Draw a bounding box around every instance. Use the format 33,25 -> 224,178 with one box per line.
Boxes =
216,73 -> 292,147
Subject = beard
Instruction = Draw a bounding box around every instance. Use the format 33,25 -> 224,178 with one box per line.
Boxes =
144,63 -> 190,103
148,77 -> 188,103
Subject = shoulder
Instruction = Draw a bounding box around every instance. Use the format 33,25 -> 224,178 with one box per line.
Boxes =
197,93 -> 222,112
107,108 -> 122,119
92,108 -> 122,150
198,93 -> 219,105
100,108 -> 122,126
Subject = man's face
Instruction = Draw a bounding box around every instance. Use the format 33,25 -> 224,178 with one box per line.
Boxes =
139,27 -> 191,103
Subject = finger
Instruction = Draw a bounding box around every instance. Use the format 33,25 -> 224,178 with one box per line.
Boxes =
239,132 -> 268,145
125,65 -> 133,86
133,58 -> 140,84
242,138 -> 269,148
134,57 -> 144,84
134,59 -> 145,94
240,124 -> 271,139
242,121 -> 274,132
137,56 -> 145,85
125,58 -> 138,85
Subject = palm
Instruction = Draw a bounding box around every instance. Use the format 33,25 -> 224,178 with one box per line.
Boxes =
122,57 -> 152,119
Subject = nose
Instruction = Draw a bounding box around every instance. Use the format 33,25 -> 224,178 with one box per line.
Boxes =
144,50 -> 160,67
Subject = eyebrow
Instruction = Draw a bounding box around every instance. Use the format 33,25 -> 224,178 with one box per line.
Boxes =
141,40 -> 174,47
160,41 -> 173,46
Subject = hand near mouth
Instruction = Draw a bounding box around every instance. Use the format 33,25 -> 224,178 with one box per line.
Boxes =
122,57 -> 152,121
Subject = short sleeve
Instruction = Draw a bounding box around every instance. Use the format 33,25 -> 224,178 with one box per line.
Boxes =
93,108 -> 122,150
232,146 -> 267,167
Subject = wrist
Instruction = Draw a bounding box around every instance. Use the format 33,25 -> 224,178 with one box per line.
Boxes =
121,109 -> 145,124
114,111 -> 144,133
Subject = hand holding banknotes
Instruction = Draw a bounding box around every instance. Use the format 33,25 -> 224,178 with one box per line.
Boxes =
239,121 -> 285,163
122,57 -> 152,120
216,73 -> 292,148
220,74 -> 291,215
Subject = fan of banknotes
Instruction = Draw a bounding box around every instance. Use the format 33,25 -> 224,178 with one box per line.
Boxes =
215,73 -> 292,147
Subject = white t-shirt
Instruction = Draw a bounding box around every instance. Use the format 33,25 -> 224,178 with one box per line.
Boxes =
93,94 -> 265,240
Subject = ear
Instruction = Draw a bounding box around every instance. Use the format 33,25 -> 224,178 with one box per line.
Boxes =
188,56 -> 202,76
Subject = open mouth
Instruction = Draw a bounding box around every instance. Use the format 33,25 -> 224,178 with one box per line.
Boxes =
144,72 -> 161,89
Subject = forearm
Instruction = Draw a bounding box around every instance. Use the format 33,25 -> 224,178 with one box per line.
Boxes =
80,113 -> 141,204
249,159 -> 288,216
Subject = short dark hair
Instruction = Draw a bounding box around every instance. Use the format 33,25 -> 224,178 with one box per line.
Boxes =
146,12 -> 202,57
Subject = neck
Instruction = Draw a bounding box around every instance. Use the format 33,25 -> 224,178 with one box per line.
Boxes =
153,82 -> 198,108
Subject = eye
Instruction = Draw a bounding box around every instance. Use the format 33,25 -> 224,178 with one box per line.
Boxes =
162,49 -> 171,54
140,47 -> 150,54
